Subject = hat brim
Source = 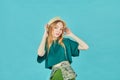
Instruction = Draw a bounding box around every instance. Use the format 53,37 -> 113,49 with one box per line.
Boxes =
48,17 -> 65,25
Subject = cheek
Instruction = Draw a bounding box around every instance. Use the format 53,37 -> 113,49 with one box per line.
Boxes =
52,30 -> 55,35
59,30 -> 63,34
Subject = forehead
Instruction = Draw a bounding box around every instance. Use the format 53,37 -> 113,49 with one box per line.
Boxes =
56,22 -> 64,28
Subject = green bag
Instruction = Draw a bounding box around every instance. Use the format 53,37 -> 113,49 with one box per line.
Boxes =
50,61 -> 77,80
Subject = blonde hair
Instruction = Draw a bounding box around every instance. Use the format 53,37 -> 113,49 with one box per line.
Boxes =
46,20 -> 66,53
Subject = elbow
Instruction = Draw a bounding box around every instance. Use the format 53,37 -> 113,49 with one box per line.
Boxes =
78,45 -> 89,50
84,46 -> 89,50
37,50 -> 45,57
83,45 -> 89,50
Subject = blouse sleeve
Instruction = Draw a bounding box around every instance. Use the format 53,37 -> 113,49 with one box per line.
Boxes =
37,42 -> 48,63
68,38 -> 80,57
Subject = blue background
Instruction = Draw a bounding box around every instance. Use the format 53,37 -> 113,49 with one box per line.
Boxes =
0,0 -> 120,80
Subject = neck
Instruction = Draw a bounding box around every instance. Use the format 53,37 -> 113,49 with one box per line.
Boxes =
53,37 -> 57,41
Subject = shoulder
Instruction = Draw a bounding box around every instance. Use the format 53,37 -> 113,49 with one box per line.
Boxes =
62,37 -> 70,42
62,37 -> 72,44
63,37 -> 79,45
63,37 -> 74,42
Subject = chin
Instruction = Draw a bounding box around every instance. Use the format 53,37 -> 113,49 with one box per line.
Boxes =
55,36 -> 60,38
54,35 -> 59,37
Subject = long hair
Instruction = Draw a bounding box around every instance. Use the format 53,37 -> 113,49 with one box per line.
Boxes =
46,20 -> 66,53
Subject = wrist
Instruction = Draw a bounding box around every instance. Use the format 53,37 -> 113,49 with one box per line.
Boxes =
69,33 -> 74,37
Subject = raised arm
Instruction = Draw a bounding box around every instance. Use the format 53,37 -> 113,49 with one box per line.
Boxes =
37,25 -> 48,56
64,27 -> 89,50
69,33 -> 89,50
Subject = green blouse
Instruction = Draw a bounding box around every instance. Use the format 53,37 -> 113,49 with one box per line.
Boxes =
37,38 -> 80,69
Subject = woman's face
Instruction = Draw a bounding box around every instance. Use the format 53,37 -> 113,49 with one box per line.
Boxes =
52,22 -> 64,39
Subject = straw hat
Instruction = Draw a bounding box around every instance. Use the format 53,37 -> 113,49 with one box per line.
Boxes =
48,16 -> 65,26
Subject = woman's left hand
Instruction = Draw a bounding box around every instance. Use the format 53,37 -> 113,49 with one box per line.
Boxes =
64,27 -> 73,36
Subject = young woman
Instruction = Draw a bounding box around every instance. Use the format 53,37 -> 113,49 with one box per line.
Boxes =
37,17 -> 89,80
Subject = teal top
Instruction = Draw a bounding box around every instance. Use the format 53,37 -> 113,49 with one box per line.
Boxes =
37,38 -> 80,69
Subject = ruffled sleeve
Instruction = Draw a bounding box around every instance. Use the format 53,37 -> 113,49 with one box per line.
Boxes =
67,38 -> 80,57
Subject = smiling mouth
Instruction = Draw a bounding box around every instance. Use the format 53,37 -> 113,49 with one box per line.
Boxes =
56,33 -> 59,35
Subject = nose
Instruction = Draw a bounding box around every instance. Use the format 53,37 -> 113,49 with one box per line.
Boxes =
56,29 -> 61,32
